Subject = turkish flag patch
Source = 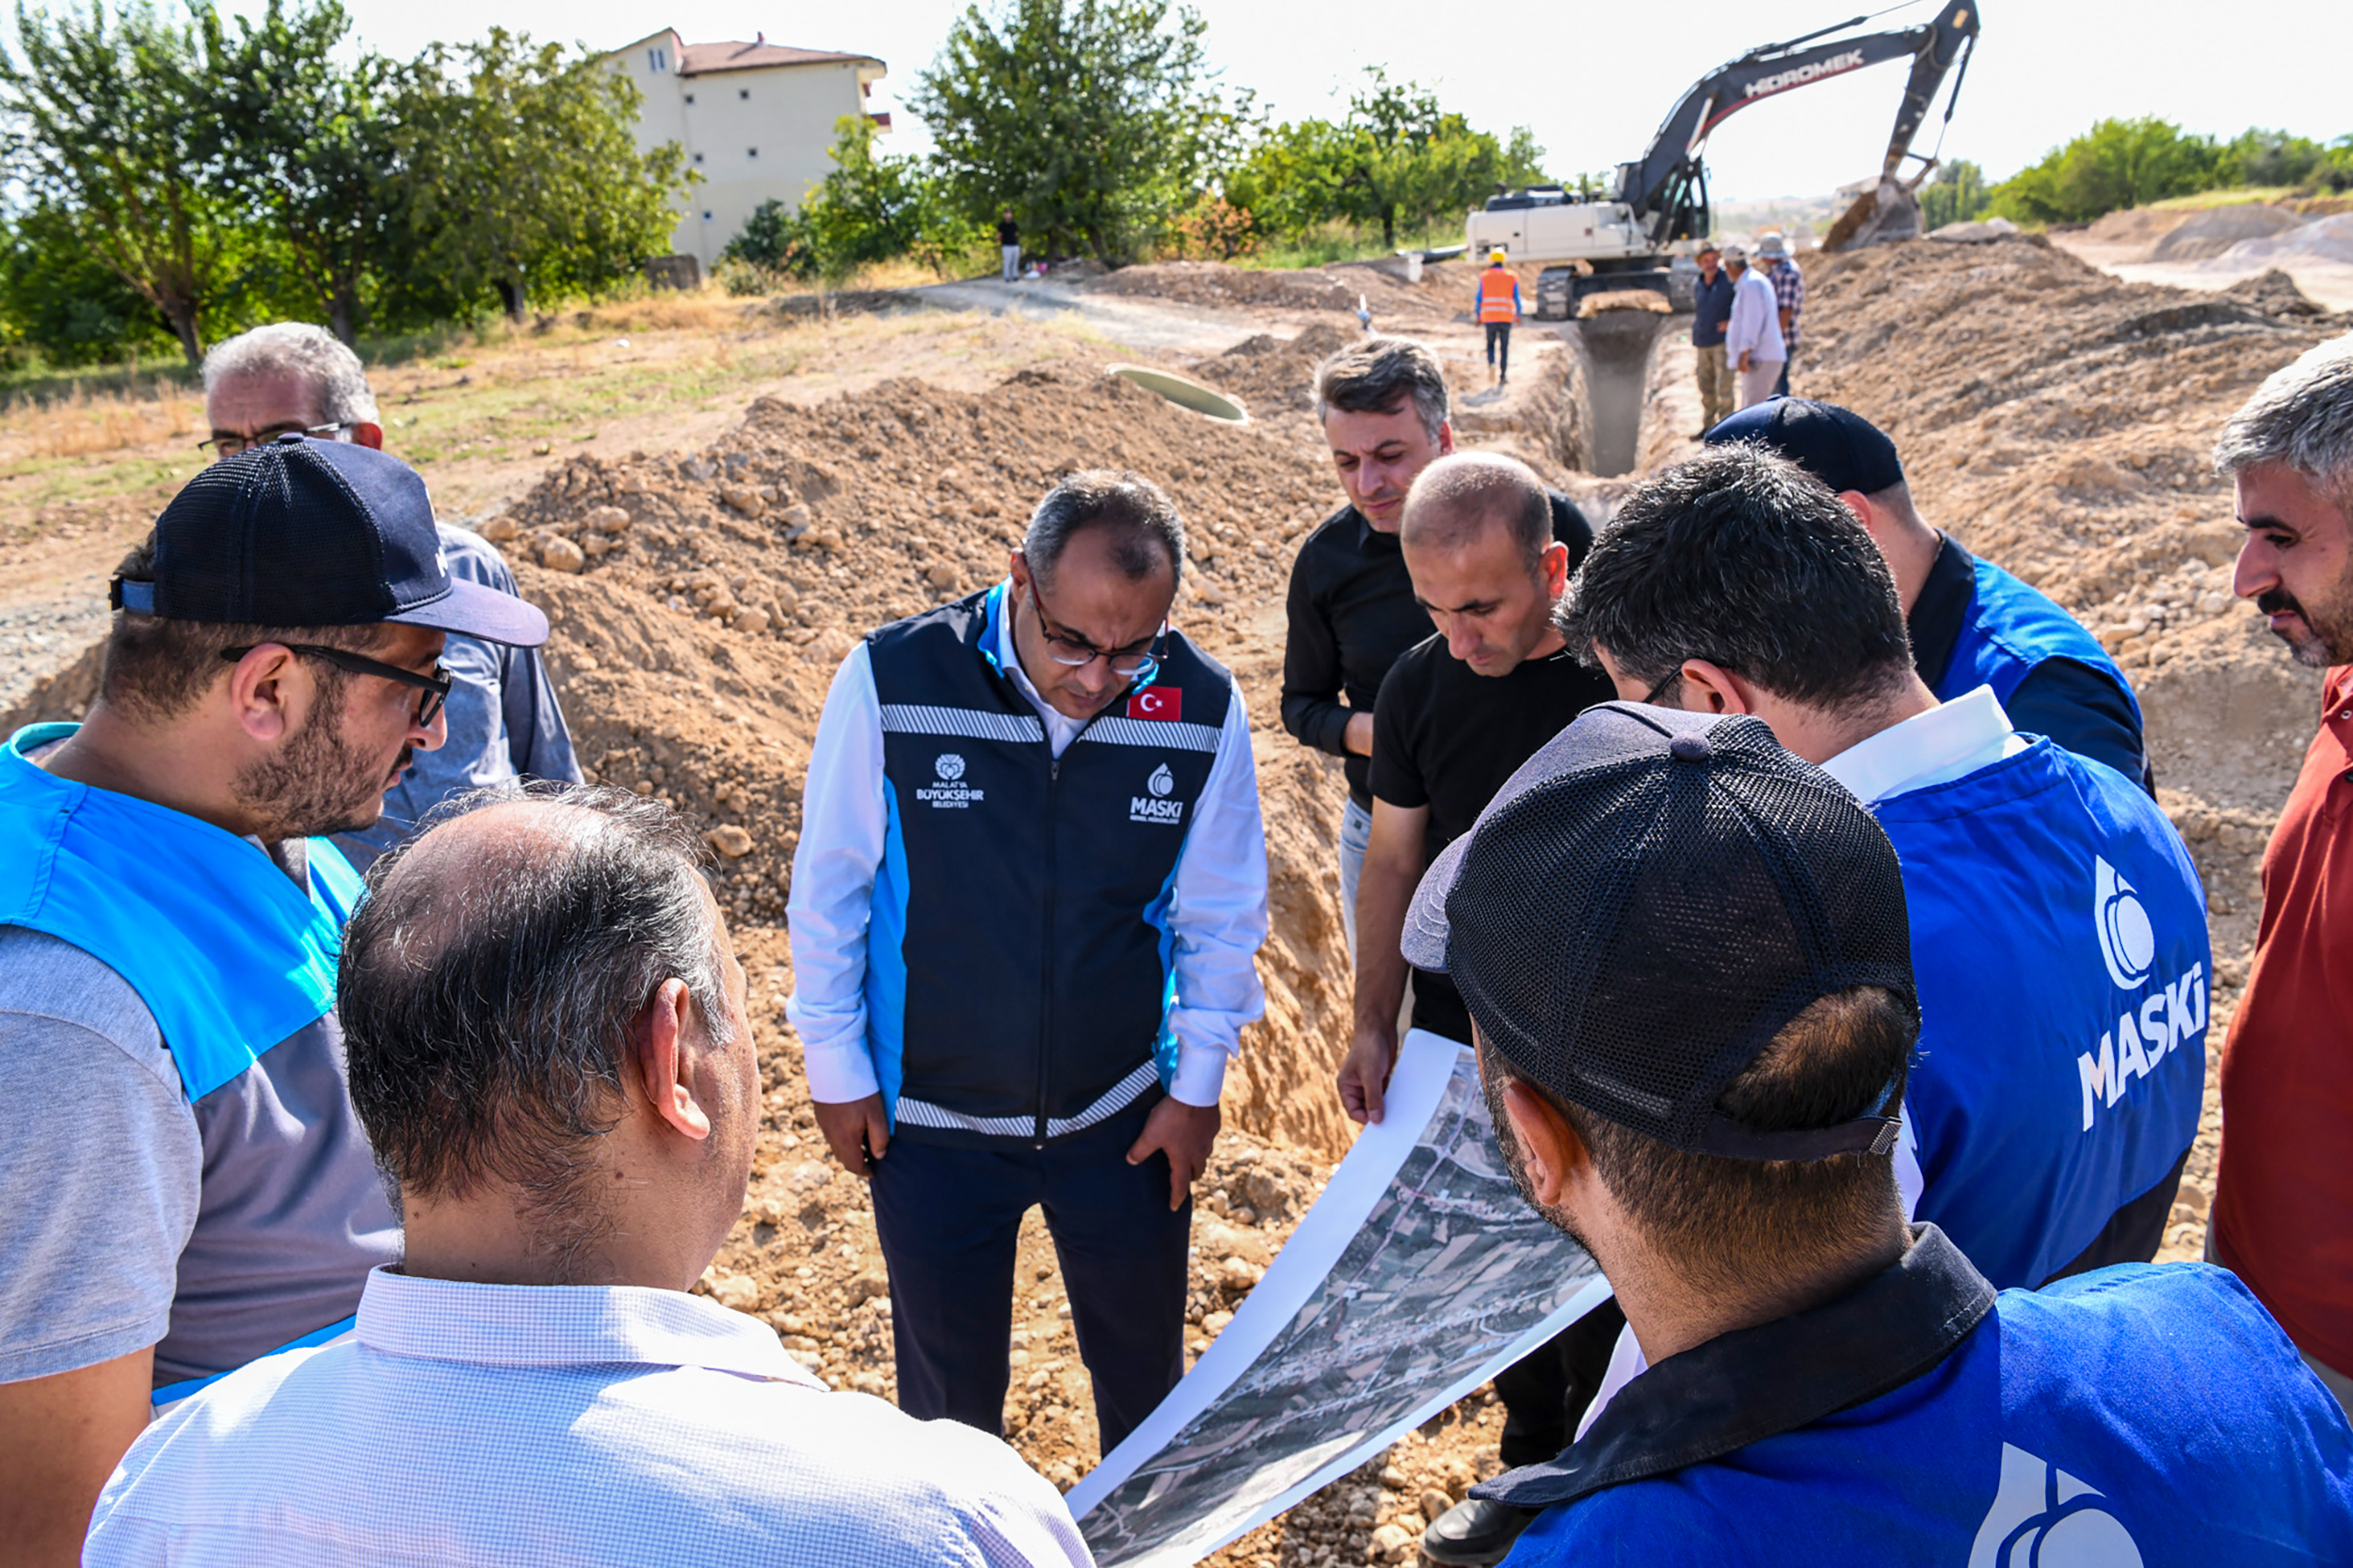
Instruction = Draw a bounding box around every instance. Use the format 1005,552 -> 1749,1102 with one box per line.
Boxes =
1128,685 -> 1182,721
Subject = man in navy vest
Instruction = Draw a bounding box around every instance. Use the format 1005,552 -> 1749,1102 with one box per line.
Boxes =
1399,699 -> 2353,1564
1565,446 -> 2204,1302
788,471 -> 1269,1453
1708,397 -> 2151,789
0,437 -> 550,1565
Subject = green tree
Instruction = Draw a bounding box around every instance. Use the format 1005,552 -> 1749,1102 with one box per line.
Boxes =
2216,129 -> 2330,189
0,1 -> 250,363
1919,159 -> 1992,230
801,115 -> 976,280
1989,118 -> 2218,225
200,0 -> 398,345
0,200 -> 184,364
385,30 -> 689,323
915,0 -> 1235,264
724,199 -> 819,279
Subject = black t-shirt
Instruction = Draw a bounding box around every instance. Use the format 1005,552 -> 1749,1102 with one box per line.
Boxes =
998,218 -> 1019,246
1283,493 -> 1593,808
1371,637 -> 1616,1041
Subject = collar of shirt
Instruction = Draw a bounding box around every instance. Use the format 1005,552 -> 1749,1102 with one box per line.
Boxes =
994,584 -> 1090,758
1475,1224 -> 1994,1513
1817,684 -> 2025,807
356,1266 -> 823,1388
1903,533 -> 1977,689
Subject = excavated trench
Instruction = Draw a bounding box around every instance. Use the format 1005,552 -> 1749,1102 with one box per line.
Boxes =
1571,311 -> 1669,478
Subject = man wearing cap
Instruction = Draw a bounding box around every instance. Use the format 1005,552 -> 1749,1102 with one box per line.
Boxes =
1475,249 -> 1521,386
1689,245 -> 1735,435
1397,697 -> 2353,1562
1709,396 -> 2149,787
1721,247 -> 1785,411
788,471 -> 1268,1455
1757,232 -> 1804,397
1333,452 -> 1615,1567
203,322 -> 581,867
0,437 -> 551,1565
1567,446 -> 2205,1299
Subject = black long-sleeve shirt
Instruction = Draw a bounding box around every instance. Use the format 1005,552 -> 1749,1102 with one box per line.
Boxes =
1281,493 -> 1593,808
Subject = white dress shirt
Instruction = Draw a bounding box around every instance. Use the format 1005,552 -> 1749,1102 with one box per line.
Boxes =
787,593 -> 1269,1109
86,1267 -> 1095,1568
1724,268 -> 1787,364
1571,688 -> 2026,1443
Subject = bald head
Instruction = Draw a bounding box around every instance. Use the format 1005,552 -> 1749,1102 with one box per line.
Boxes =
1401,451 -> 1553,579
339,786 -> 737,1234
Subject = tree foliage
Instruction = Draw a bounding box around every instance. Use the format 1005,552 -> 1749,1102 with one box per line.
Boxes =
915,0 -> 1241,263
1919,159 -> 1992,230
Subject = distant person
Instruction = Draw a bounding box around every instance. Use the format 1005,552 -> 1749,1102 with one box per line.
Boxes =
1758,232 -> 1805,397
1400,699 -> 2353,1565
1708,398 -> 2150,786
1721,246 -> 1785,410
201,324 -> 579,868
1689,244 -> 1735,435
1280,340 -> 1588,959
0,439 -> 548,1568
1332,453 -> 1615,1568
85,788 -> 1094,1568
789,472 -> 1267,1455
1476,248 -> 1521,386
1567,447 -> 2206,1291
2210,332 -> 2353,1415
999,209 -> 1021,282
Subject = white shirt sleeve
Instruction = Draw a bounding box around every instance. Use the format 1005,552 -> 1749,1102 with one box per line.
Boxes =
1725,276 -> 1763,360
785,645 -> 887,1105
1162,681 -> 1272,1108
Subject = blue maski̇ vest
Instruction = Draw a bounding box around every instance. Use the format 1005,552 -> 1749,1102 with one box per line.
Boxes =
863,584 -> 1234,1145
1938,554 -> 2143,729
1880,737 -> 2207,1288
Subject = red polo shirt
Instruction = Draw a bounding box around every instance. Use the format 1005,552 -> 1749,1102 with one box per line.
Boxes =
2214,664 -> 2353,1374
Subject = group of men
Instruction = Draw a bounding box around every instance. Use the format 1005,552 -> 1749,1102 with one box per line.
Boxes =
6,298 -> 2353,1568
1690,233 -> 1803,428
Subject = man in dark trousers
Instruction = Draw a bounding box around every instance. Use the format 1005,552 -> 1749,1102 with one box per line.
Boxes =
1401,701 -> 2353,1565
1709,397 -> 2150,787
998,210 -> 1021,281
1689,245 -> 1735,435
1332,452 -> 1618,1567
787,472 -> 1269,1455
1282,339 -> 1591,960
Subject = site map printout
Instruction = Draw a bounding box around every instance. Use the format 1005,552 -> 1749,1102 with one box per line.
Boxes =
1068,1031 -> 1612,1567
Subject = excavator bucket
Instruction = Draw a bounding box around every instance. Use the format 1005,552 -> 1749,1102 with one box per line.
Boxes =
1822,178 -> 1925,253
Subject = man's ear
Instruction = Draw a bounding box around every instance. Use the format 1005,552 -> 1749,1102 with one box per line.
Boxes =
1540,540 -> 1571,600
1835,489 -> 1876,534
1436,420 -> 1457,456
1673,659 -> 1754,716
1499,1080 -> 1588,1208
632,978 -> 713,1143
226,645 -> 304,743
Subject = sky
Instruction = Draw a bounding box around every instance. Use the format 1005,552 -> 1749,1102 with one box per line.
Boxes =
285,0 -> 2350,202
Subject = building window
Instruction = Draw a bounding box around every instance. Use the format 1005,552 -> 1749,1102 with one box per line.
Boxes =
647,46 -> 668,71
684,92 -> 695,104
702,211 -> 713,221
739,88 -> 750,100
692,152 -> 704,163
747,147 -> 759,158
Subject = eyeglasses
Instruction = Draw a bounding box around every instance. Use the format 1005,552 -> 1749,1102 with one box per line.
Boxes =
1026,578 -> 1165,681
221,643 -> 453,727
200,423 -> 348,460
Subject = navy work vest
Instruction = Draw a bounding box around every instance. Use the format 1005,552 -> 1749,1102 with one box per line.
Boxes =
863,583 -> 1234,1144
1937,554 -> 2142,728
1880,736 -> 2206,1288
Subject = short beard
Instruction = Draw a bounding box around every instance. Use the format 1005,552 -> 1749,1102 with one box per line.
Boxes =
1478,1034 -> 1592,1252
2257,583 -> 2353,668
232,683 -> 401,841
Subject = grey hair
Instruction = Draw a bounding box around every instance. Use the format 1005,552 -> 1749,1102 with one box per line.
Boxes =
1314,335 -> 1450,444
338,785 -> 732,1272
1022,469 -> 1185,591
200,322 -> 380,426
2215,333 -> 2353,505
1401,451 -> 1552,577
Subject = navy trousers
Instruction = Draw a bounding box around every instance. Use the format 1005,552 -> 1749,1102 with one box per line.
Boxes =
870,1096 -> 1191,1453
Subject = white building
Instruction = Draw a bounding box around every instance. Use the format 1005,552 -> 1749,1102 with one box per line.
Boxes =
604,29 -> 888,269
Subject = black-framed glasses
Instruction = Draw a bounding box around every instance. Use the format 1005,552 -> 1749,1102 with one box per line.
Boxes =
221,643 -> 453,727
1026,578 -> 1166,682
200,423 -> 348,460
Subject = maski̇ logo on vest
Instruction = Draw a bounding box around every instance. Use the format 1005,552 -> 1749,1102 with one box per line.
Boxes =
917,750 -> 984,809
1131,762 -> 1183,824
2077,856 -> 2204,1133
1968,1444 -> 2143,1568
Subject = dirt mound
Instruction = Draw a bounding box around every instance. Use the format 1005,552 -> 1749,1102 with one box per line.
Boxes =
1086,257 -> 1474,327
1189,322 -> 1356,421
2205,212 -> 2353,270
2217,268 -> 2330,317
2150,202 -> 2310,262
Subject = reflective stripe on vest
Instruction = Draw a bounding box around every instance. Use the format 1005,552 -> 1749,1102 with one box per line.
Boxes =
1479,269 -> 1519,323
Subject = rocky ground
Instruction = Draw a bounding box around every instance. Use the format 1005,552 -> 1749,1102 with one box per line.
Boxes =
5,233 -> 2345,1565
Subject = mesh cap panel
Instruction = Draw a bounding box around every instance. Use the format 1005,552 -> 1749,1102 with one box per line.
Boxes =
1442,711 -> 1915,1152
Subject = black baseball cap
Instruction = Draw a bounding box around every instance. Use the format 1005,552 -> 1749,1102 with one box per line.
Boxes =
1704,397 -> 1905,497
111,435 -> 548,647
1402,702 -> 1916,1160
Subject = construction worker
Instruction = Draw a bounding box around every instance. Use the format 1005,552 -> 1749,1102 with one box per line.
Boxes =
1689,245 -> 1735,435
1476,248 -> 1521,386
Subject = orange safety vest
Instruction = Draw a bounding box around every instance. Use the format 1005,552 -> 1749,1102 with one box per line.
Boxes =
1478,267 -> 1519,324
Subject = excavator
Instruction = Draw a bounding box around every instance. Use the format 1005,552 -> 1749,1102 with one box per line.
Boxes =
1465,0 -> 1981,318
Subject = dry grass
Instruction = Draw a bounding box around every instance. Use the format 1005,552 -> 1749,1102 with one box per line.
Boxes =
1,380 -> 202,462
